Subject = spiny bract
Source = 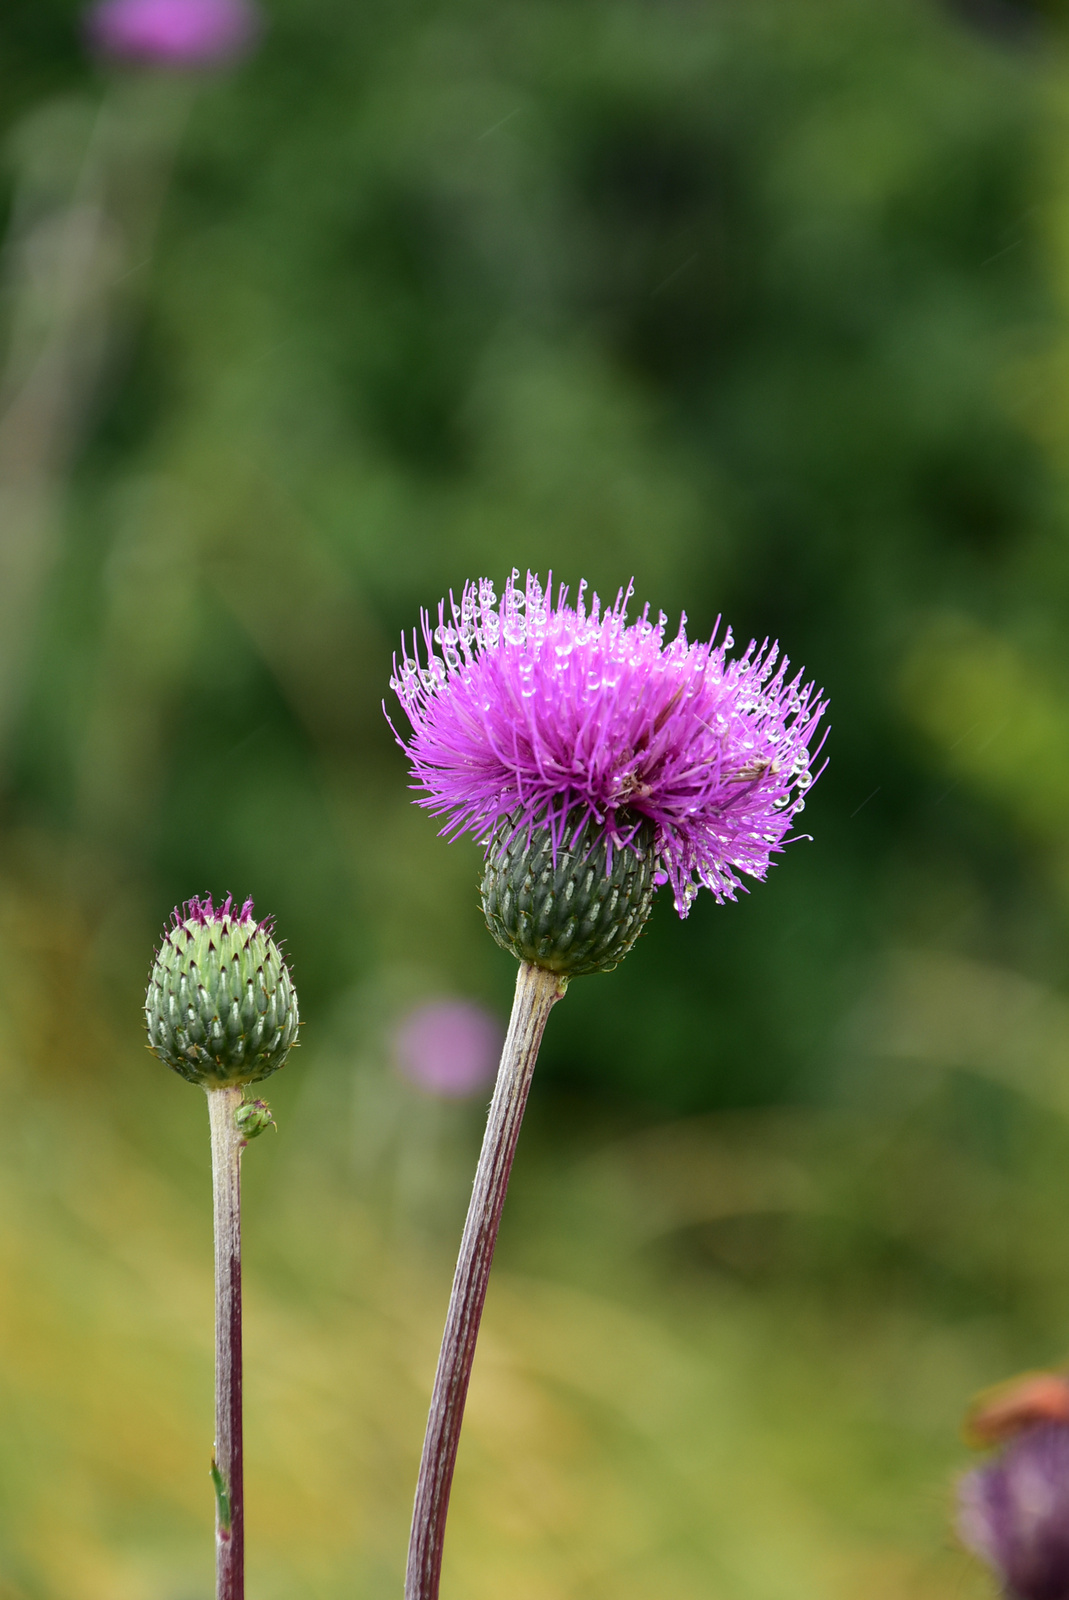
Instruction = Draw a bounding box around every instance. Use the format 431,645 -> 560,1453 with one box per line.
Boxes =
481,806 -> 656,974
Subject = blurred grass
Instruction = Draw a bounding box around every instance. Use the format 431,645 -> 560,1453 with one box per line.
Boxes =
0,879 -> 1062,1594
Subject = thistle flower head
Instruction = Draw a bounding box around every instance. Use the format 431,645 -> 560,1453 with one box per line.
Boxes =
85,0 -> 260,67
389,571 -> 827,920
958,1422 -> 1069,1599
145,893 -> 298,1087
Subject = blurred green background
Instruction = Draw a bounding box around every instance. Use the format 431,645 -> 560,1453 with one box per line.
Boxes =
1,0 -> 1068,1594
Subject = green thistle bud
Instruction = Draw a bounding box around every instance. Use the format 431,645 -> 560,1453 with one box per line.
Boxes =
234,1098 -> 276,1140
146,895 -> 298,1087
480,810 -> 656,976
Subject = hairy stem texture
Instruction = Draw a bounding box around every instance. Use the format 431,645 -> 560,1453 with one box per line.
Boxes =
405,961 -> 566,1600
208,1084 -> 245,1600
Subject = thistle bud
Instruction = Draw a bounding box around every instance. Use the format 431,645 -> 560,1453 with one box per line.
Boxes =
234,1098 -> 276,1140
480,810 -> 656,976
146,894 -> 298,1087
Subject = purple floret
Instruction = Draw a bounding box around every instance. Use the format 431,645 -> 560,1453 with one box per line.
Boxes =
388,571 -> 827,916
959,1422 -> 1069,1599
85,0 -> 260,67
168,893 -> 267,933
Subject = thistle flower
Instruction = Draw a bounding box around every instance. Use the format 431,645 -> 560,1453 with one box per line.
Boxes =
146,892 -> 298,1086
393,1000 -> 503,1098
390,570 -> 826,973
85,0 -> 260,67
392,574 -> 828,1600
958,1423 -> 1069,1599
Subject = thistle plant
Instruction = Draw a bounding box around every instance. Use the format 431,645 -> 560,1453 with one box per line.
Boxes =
389,570 -> 827,1599
146,893 -> 298,1600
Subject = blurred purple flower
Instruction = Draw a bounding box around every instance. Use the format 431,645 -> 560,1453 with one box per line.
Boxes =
958,1422 -> 1069,1599
392,1001 -> 504,1098
389,571 -> 827,915
85,0 -> 260,67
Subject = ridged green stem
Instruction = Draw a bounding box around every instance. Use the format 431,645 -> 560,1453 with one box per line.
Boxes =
404,961 -> 567,1600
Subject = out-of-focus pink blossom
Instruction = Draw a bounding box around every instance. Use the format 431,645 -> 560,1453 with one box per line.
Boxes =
392,1001 -> 504,1098
959,1422 -> 1069,1599
85,0 -> 261,67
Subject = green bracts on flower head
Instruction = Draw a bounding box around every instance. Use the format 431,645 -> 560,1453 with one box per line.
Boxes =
481,810 -> 656,976
146,895 -> 298,1086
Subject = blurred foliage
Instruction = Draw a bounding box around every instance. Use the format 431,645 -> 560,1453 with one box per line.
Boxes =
0,0 -> 1067,1594
0,0 -> 1061,1112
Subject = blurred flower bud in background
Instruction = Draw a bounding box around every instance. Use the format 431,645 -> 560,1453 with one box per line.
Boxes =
392,1000 -> 503,1098
958,1422 -> 1069,1599
965,1372 -> 1069,1449
85,0 -> 261,68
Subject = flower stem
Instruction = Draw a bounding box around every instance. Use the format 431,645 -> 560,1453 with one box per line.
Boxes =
207,1084 -> 245,1600
405,961 -> 567,1600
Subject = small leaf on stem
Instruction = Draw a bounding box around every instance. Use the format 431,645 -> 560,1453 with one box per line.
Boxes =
210,1455 -> 231,1533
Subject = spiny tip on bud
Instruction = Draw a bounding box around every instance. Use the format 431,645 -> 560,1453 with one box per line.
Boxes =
480,810 -> 656,976
234,1097 -> 276,1140
145,893 -> 298,1087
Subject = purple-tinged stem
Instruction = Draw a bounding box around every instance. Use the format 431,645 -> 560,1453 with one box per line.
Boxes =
207,1084 -> 245,1600
405,961 -> 567,1600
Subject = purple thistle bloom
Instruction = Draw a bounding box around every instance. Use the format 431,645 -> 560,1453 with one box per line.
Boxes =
958,1423 -> 1069,1599
389,571 -> 827,915
392,1000 -> 504,1098
85,0 -> 260,67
